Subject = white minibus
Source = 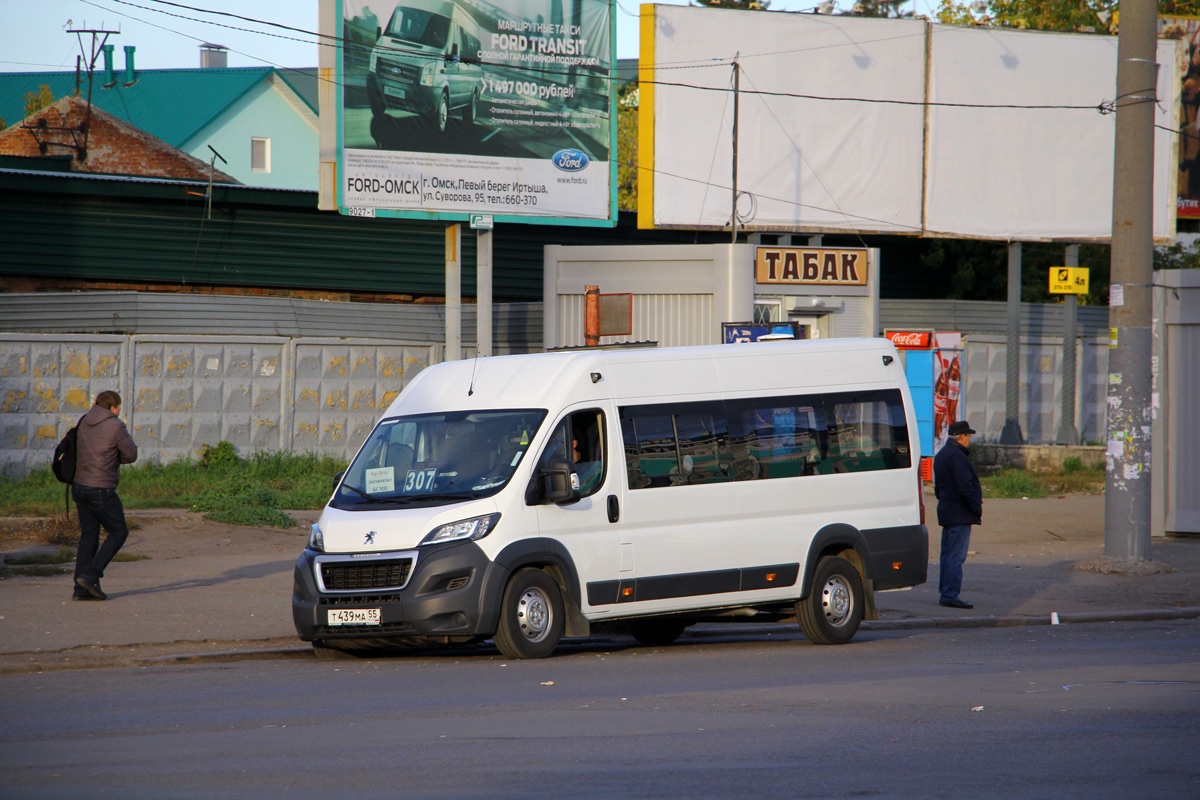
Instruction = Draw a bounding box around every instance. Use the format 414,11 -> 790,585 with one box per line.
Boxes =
292,338 -> 928,658
367,0 -> 484,132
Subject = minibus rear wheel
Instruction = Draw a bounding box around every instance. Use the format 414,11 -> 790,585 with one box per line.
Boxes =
494,568 -> 564,659
796,556 -> 863,645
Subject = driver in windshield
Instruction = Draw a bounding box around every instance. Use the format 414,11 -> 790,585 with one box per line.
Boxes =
440,421 -> 492,489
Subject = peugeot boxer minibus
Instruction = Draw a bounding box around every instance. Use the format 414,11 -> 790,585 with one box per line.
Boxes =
292,339 -> 928,658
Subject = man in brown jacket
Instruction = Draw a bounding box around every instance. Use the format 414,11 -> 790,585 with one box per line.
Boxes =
72,390 -> 138,601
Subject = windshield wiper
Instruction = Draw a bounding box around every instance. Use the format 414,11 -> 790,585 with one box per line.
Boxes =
421,491 -> 486,501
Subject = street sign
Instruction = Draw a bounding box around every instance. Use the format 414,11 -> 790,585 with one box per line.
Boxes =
1049,266 -> 1089,294
469,214 -> 494,230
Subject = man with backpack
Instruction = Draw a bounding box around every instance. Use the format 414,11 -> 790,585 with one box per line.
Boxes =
71,390 -> 138,601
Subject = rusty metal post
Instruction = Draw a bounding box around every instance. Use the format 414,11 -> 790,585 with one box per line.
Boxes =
584,284 -> 600,347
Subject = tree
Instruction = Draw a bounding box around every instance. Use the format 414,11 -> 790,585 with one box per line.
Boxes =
23,84 -> 54,118
617,82 -> 639,212
693,0 -> 770,9
853,0 -> 914,18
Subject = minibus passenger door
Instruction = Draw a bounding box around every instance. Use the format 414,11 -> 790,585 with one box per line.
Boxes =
529,407 -> 622,615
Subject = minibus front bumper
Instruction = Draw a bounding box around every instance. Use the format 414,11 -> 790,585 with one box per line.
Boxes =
292,540 -> 503,643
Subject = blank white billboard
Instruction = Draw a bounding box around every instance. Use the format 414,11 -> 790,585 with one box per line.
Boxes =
639,6 -> 1178,242
925,27 -> 1178,240
640,7 -> 927,234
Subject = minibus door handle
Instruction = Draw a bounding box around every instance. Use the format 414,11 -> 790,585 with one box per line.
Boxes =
607,494 -> 619,524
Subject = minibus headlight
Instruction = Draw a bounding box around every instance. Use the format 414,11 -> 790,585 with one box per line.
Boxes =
420,513 -> 500,546
419,62 -> 436,87
308,522 -> 325,552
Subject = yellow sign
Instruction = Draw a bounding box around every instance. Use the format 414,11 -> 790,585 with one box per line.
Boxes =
1049,267 -> 1089,294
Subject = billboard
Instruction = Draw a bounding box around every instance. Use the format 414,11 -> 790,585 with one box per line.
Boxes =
1161,15 -> 1200,220
639,6 -> 1178,242
328,0 -> 616,226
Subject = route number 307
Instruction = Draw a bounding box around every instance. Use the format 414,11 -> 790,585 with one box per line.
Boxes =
404,468 -> 437,493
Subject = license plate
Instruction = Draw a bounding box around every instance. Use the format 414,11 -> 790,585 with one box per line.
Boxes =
384,85 -> 406,99
327,608 -> 381,626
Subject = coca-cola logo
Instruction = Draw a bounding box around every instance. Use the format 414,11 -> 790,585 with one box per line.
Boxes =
886,331 -> 932,349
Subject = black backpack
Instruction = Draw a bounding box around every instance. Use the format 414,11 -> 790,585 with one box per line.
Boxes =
52,418 -> 84,514
52,426 -> 79,484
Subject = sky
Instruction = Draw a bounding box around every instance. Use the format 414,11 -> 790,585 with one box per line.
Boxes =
3,0 -> 935,73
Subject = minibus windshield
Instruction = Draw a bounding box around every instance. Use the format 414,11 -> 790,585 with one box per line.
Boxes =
332,409 -> 546,509
385,8 -> 452,48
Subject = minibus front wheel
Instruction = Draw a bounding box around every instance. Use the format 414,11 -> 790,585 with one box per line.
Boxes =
494,568 -> 564,659
796,556 -> 864,645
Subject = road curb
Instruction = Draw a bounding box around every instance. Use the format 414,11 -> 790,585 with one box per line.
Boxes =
864,606 -> 1200,631
6,608 -> 1198,673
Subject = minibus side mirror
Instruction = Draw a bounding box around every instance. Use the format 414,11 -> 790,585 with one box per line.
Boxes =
333,469 -> 346,493
526,458 -> 578,506
376,26 -> 382,41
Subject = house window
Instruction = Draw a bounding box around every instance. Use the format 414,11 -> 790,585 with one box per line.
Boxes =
753,299 -> 781,324
251,137 -> 271,173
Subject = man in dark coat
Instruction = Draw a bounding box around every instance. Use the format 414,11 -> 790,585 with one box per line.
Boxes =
933,419 -> 982,609
72,390 -> 138,600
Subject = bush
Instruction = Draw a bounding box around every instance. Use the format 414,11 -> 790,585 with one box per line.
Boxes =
1061,456 -> 1085,474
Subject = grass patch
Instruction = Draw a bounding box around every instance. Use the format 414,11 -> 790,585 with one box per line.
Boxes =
980,461 -> 1106,498
0,565 -> 69,578
0,443 -> 345,524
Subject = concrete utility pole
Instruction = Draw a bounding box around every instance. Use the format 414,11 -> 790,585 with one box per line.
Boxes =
1105,0 -> 1157,560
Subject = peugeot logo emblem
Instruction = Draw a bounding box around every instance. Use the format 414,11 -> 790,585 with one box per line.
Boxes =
365,531 -> 376,545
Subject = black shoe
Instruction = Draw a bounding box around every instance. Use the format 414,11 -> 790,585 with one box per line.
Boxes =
939,597 -> 973,609
75,577 -> 107,601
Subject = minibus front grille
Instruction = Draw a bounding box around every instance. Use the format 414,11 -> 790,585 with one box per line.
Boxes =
378,59 -> 420,83
315,553 -> 416,593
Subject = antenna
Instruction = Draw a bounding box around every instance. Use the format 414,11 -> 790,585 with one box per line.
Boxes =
467,349 -> 481,396
206,145 -> 226,220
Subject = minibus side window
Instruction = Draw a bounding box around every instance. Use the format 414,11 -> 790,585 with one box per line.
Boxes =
538,410 -> 607,498
726,396 -> 828,480
827,389 -> 911,472
620,403 -> 732,488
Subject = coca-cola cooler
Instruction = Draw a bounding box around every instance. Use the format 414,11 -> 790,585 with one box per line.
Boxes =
884,330 -> 964,480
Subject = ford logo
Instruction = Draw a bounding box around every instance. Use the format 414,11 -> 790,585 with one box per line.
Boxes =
552,149 -> 589,172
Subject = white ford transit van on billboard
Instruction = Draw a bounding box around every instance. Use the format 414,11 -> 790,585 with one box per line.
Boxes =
292,339 -> 928,658
366,0 -> 484,132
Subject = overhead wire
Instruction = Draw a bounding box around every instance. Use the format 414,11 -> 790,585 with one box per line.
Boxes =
64,0 -> 1184,255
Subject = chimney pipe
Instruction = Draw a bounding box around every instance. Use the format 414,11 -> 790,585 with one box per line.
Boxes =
101,44 -> 115,87
122,46 -> 137,86
200,43 -> 228,69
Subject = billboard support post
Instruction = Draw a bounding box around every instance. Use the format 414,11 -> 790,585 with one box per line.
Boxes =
1058,244 -> 1080,445
446,224 -> 461,362
1000,242 -> 1024,444
477,228 -> 493,358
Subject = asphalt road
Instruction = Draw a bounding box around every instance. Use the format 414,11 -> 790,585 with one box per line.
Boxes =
2,620 -> 1198,799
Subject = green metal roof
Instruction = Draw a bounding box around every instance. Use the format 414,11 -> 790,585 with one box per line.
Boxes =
0,67 -> 318,147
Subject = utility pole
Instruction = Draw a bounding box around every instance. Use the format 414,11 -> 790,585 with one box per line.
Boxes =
69,26 -> 119,160
731,57 -> 740,244
1105,0 -> 1157,561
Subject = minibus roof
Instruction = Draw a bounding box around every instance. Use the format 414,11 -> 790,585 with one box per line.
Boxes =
382,338 -> 903,418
